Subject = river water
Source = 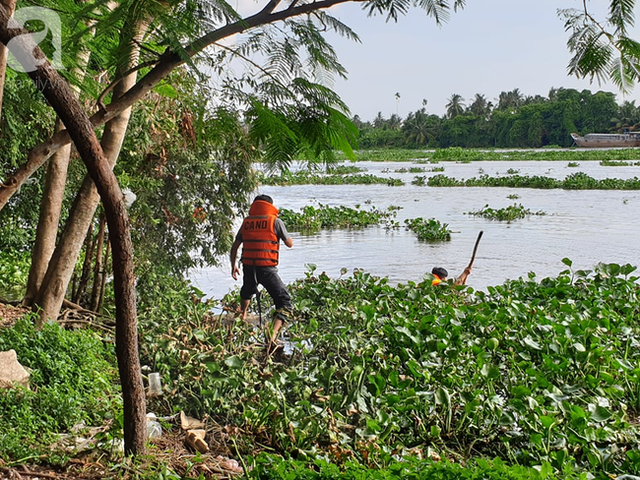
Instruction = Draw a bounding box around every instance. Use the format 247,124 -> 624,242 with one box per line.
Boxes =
192,160 -> 640,302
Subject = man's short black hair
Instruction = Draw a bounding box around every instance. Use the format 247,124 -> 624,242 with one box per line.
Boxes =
431,267 -> 448,279
254,194 -> 274,204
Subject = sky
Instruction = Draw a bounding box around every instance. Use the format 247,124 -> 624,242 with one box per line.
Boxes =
319,0 -> 631,121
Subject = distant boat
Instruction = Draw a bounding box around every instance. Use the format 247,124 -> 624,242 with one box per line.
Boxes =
571,131 -> 640,148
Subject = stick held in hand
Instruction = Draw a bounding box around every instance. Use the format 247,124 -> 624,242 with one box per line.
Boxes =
467,230 -> 483,270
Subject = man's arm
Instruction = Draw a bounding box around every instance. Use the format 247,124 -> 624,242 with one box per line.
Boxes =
230,238 -> 242,280
454,266 -> 472,286
276,218 -> 294,248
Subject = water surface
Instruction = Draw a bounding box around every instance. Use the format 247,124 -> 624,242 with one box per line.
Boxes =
192,160 -> 640,302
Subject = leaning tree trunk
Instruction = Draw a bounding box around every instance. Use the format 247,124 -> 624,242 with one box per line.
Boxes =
0,2 -> 147,455
33,13 -> 151,323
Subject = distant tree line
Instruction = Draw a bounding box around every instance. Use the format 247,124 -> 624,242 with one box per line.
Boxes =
353,87 -> 640,149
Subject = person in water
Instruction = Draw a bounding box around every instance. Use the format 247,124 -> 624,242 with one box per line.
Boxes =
431,266 -> 472,286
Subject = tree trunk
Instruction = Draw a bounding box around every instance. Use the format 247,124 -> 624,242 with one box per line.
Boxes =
0,0 -> 351,211
23,120 -> 73,305
0,3 -> 147,456
90,213 -> 106,311
24,22 -> 96,305
72,220 -> 95,304
0,0 -> 14,118
33,13 -> 150,323
97,238 -> 110,314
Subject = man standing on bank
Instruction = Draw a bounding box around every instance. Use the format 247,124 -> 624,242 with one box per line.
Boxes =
230,194 -> 294,353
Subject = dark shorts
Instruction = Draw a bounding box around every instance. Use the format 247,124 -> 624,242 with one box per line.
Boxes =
241,265 -> 292,312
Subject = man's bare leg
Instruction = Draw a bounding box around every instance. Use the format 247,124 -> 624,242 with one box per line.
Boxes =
268,318 -> 283,344
239,298 -> 250,320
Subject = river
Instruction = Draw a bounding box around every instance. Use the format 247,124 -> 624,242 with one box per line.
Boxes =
191,160 -> 640,303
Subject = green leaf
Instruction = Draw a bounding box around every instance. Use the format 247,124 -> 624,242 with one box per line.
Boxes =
540,415 -> 555,429
512,385 -> 531,398
153,83 -> 178,99
572,342 -> 586,352
224,355 -> 243,369
435,387 -> 450,408
592,405 -> 613,422
522,336 -> 542,350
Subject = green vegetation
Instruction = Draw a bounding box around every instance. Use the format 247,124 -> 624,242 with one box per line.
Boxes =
353,88 -> 640,150
393,166 -> 428,173
258,170 -> 404,186
0,251 -> 30,301
600,159 -> 640,166
428,172 -> 640,190
327,165 -> 365,174
278,204 -> 400,233
338,147 -> 640,163
404,217 -> 452,241
3,256 -> 640,479
248,454 -> 583,479
139,261 -> 640,478
411,175 -> 428,186
2,0 -> 640,476
0,318 -> 120,463
468,204 -> 546,222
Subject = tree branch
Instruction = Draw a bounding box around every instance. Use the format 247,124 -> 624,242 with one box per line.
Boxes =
0,0 -> 364,211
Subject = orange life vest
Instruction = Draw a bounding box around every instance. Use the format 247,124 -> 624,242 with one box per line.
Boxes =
432,275 -> 443,286
240,200 -> 280,267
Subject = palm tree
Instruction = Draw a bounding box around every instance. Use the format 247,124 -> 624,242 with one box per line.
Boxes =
613,100 -> 640,131
403,108 -> 437,146
373,111 -> 386,129
468,93 -> 490,117
445,93 -> 465,118
388,113 -> 403,130
395,92 -> 401,116
497,89 -> 524,111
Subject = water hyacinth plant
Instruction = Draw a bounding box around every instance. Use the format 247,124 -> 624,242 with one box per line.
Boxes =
258,170 -> 404,186
467,203 -> 546,222
137,261 -> 640,478
404,217 -> 452,241
278,204 -> 401,233
427,173 -> 640,190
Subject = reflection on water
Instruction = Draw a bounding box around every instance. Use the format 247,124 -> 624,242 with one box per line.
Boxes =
192,160 -> 640,302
